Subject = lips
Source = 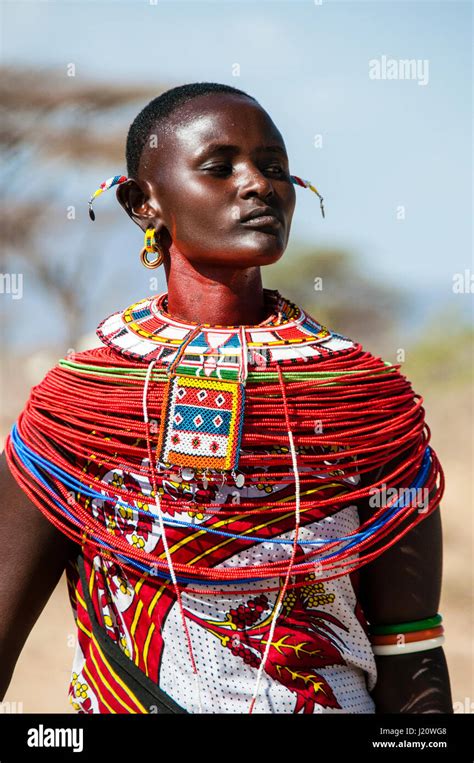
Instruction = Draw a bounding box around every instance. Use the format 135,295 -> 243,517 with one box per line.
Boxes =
241,216 -> 281,231
240,206 -> 283,224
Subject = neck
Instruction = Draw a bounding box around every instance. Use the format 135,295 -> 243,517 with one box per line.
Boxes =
163,243 -> 268,325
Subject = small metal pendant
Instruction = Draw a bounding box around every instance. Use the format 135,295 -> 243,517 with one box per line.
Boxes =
181,467 -> 195,481
232,470 -> 245,488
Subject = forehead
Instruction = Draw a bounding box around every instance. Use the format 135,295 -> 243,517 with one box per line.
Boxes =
139,93 -> 286,177
174,94 -> 284,152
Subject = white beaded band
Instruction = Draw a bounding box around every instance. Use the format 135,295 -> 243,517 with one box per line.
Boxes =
371,635 -> 445,656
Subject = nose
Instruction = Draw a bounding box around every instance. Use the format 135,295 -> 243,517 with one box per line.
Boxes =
237,162 -> 275,200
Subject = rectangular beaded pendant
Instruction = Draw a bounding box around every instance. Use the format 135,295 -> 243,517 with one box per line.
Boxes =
156,372 -> 246,471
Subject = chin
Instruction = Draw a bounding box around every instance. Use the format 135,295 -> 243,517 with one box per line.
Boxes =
234,237 -> 286,266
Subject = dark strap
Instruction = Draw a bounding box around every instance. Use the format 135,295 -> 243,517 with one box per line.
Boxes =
77,552 -> 188,714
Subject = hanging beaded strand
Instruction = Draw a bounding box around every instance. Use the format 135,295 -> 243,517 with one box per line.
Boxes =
290,174 -> 325,218
248,363 -> 303,714
88,175 -> 127,221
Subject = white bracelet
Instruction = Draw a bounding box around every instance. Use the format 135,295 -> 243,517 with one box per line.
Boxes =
371,635 -> 445,656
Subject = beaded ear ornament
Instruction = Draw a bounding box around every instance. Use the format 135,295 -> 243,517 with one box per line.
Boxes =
87,174 -> 325,220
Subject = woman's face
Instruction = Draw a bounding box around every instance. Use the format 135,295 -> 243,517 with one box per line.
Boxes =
127,93 -> 296,269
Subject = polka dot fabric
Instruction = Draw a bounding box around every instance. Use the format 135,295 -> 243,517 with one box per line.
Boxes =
66,457 -> 378,714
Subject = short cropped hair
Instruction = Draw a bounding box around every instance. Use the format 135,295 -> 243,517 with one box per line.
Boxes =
126,82 -> 257,178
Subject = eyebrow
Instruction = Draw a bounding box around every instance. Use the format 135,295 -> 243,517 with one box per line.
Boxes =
195,142 -> 288,159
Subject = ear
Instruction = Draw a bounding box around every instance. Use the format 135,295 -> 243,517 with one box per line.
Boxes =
116,179 -> 157,231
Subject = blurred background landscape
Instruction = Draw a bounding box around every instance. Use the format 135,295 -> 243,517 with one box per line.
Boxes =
0,0 -> 472,713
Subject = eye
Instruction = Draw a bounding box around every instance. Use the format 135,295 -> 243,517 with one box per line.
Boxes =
266,164 -> 285,174
205,164 -> 232,174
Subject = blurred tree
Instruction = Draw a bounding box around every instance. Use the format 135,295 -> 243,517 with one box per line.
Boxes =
0,66 -> 167,348
403,305 -> 474,391
264,243 -> 408,352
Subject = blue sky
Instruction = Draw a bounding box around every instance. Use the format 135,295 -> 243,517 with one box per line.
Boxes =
2,0 -> 472,343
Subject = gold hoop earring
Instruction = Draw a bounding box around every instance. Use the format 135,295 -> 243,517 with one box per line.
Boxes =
139,227 -> 164,269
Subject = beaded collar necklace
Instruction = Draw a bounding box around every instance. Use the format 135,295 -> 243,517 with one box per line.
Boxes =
97,289 -> 355,474
97,288 -> 353,365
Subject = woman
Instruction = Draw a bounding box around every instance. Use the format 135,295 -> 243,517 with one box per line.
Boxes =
0,82 -> 453,714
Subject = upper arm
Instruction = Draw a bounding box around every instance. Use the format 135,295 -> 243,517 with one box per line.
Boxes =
357,455 -> 443,625
0,448 -> 78,698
